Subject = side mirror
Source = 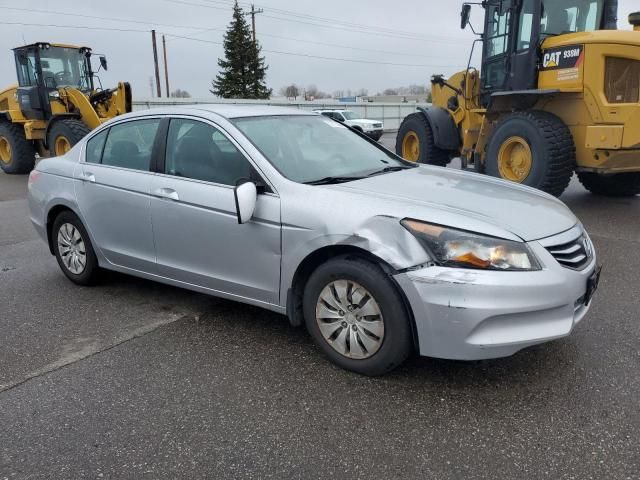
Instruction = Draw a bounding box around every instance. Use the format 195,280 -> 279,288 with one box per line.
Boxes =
461,4 -> 472,29
234,181 -> 257,224
99,56 -> 108,71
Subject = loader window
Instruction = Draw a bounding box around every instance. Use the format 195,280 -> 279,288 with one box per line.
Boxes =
15,51 -> 38,87
38,46 -> 92,91
541,1 -> 604,36
517,0 -> 535,51
482,1 -> 511,92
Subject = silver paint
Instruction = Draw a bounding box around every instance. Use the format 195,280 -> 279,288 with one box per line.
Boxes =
28,105 -> 598,361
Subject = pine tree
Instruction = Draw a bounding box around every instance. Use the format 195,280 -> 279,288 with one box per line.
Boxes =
211,1 -> 272,99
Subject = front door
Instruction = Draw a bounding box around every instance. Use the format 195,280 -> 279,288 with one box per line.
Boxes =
74,117 -> 161,272
149,117 -> 281,306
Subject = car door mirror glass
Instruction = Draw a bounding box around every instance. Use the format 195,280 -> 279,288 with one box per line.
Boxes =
234,181 -> 257,224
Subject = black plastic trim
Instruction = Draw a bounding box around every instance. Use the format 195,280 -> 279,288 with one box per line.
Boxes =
416,106 -> 460,151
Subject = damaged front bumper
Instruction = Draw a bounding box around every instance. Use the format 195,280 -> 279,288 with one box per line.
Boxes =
393,235 -> 598,361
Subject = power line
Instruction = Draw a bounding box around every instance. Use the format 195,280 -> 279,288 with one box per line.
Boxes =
0,3 -> 465,60
0,5 -> 220,31
162,0 -> 463,44
173,26 -> 460,60
194,0 -> 462,41
0,21 -> 150,33
165,33 -> 465,69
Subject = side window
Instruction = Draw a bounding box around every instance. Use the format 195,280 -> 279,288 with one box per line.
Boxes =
517,0 -> 535,51
85,129 -> 108,164
15,51 -> 38,87
486,3 -> 511,58
101,118 -> 160,171
165,118 -> 254,186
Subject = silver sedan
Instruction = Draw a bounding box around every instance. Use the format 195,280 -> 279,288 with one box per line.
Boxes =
28,105 -> 601,375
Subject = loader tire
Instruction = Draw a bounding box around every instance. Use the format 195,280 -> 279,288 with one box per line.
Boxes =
486,111 -> 575,197
0,122 -> 36,174
48,119 -> 91,157
396,113 -> 451,167
577,172 -> 640,197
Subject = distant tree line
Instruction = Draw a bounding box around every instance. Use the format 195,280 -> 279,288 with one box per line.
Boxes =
277,83 -> 431,100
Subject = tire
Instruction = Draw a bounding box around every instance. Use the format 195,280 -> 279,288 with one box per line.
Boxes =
52,211 -> 100,285
0,122 -> 36,174
486,111 -> 575,197
47,119 -> 91,157
577,172 -> 640,197
396,112 -> 451,166
303,256 -> 413,376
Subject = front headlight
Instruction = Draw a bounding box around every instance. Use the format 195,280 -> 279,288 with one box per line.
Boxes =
401,219 -> 541,271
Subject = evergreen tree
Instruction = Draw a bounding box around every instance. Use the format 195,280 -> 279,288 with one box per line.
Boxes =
211,2 -> 271,99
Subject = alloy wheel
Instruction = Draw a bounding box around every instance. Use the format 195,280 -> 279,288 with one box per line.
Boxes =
57,223 -> 87,275
315,279 -> 385,360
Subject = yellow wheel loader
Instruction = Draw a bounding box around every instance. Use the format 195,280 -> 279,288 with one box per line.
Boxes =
0,42 -> 131,174
396,0 -> 640,197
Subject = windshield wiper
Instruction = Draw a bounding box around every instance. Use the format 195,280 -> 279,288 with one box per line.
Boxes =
304,176 -> 365,185
366,165 -> 414,177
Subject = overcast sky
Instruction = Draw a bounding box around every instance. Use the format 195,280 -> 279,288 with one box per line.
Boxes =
0,0 -> 637,98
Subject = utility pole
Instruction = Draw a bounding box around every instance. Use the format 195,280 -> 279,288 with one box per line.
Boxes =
151,29 -> 162,98
243,4 -> 264,43
162,34 -> 170,98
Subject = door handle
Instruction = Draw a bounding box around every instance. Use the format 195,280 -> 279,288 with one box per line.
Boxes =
153,187 -> 180,201
79,172 -> 96,183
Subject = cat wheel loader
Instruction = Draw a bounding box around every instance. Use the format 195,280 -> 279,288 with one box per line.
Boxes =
0,42 -> 131,174
396,0 -> 640,197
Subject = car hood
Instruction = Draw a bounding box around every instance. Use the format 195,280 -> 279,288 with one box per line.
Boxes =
329,166 -> 577,242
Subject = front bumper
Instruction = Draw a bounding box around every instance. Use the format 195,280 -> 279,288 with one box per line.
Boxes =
365,129 -> 383,141
394,228 -> 598,360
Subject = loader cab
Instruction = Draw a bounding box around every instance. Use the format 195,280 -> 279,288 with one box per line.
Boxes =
13,43 -> 94,120
462,0 -> 609,106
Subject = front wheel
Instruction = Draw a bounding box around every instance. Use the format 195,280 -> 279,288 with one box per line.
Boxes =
52,211 -> 100,285
47,119 -> 91,157
303,257 -> 413,376
577,172 -> 640,197
396,112 -> 451,166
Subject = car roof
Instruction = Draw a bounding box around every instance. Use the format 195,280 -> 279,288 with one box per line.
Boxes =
127,104 -> 317,120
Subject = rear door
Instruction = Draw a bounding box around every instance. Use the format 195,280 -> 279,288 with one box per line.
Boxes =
149,116 -> 281,305
74,117 -> 161,273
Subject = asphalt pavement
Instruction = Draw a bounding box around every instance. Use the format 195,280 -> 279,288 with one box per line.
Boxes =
1,134 -> 639,479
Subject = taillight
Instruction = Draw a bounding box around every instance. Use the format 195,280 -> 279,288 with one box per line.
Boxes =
28,170 -> 40,186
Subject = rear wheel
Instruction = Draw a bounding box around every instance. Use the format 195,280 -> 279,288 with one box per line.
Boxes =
52,211 -> 100,285
577,172 -> 640,197
486,111 -> 575,197
47,119 -> 91,157
303,257 -> 413,376
0,122 -> 36,174
396,112 -> 451,166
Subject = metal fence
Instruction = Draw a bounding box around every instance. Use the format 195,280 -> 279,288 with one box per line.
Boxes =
132,98 -> 428,131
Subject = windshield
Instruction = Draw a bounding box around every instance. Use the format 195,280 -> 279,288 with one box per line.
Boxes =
342,111 -> 362,120
233,115 -> 408,184
541,0 -> 604,36
39,46 -> 92,90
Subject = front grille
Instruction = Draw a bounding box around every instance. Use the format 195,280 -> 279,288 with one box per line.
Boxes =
373,123 -> 383,129
546,234 -> 592,271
